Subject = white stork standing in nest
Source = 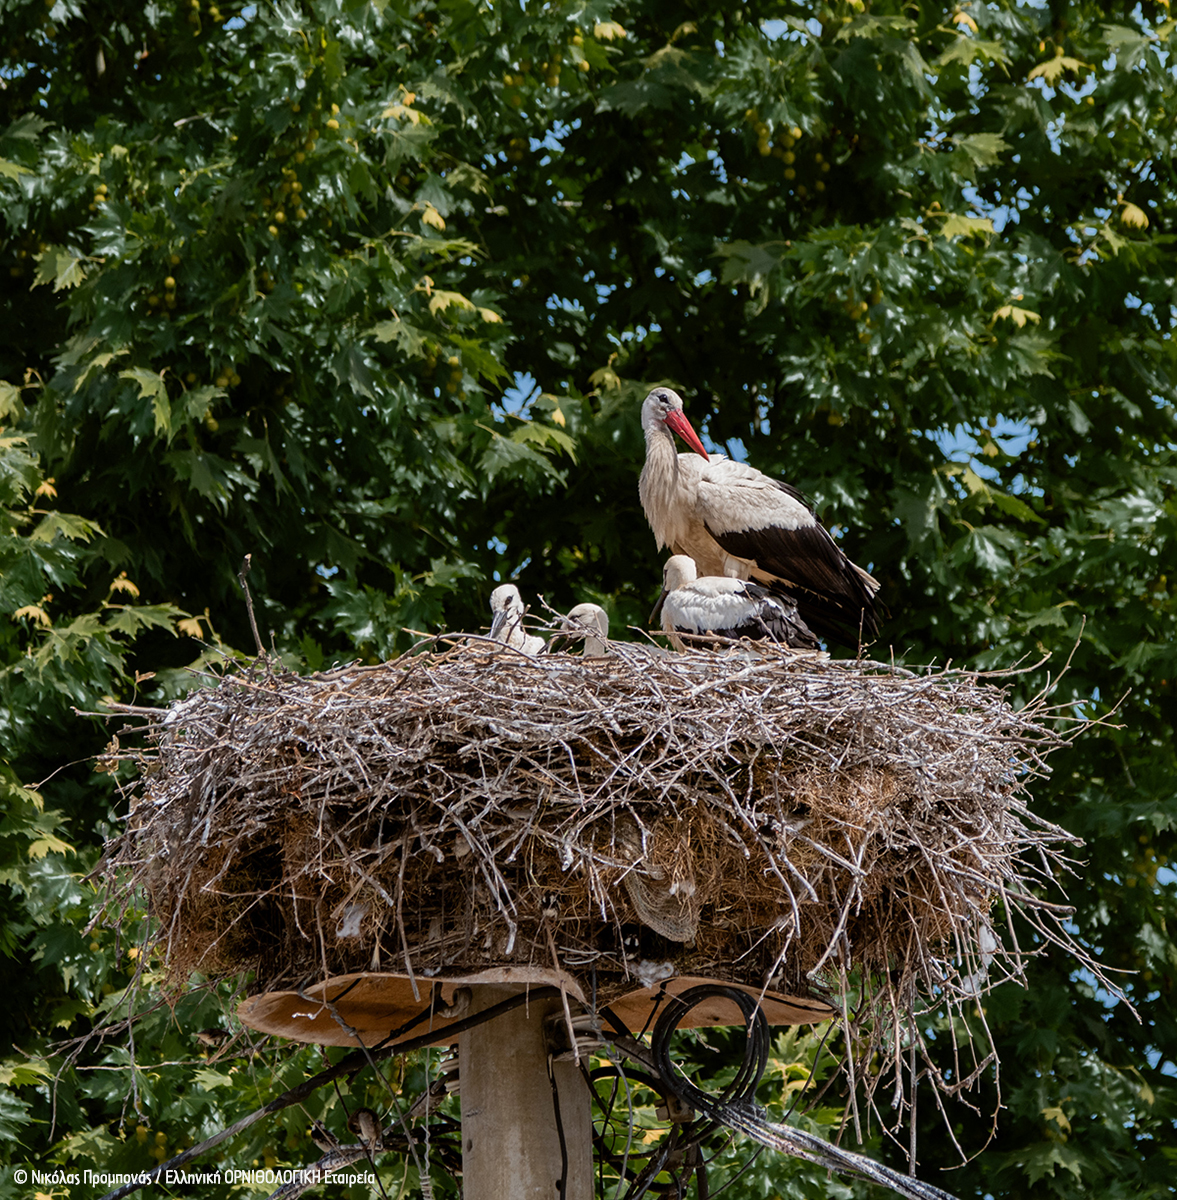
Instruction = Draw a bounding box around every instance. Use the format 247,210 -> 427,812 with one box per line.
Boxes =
487,583 -> 545,655
654,555 -> 820,652
551,602 -> 610,656
639,387 -> 881,648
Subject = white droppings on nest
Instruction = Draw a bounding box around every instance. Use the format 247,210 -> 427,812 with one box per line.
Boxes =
96,638 -> 1114,1133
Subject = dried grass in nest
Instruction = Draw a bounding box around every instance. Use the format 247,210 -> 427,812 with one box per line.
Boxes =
97,637 -> 1102,1134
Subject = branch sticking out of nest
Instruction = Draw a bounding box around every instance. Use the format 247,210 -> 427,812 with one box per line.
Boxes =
96,638 -> 1114,1147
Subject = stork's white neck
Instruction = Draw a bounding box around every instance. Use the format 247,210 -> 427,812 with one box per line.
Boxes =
639,421 -> 685,551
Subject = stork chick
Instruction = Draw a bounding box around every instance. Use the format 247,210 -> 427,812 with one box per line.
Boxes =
551,602 -> 610,656
655,555 -> 820,652
487,583 -> 545,655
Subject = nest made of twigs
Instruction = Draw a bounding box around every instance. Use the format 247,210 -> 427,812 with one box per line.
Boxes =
98,639 -> 1086,1028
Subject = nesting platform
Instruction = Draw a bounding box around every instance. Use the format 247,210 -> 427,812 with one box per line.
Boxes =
100,640 -> 1080,1053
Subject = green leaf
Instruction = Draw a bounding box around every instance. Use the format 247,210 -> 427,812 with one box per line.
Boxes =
118,366 -> 172,438
938,213 -> 994,239
369,315 -> 428,357
1067,399 -> 1092,435
833,13 -> 917,41
988,489 -> 1045,524
1021,1139 -> 1086,1185
0,379 -> 22,422
33,246 -> 87,292
0,1088 -> 33,1143
177,384 -> 225,426
1101,23 -> 1153,67
1024,604 -> 1076,631
713,240 -> 788,291
479,434 -> 557,483
955,525 -> 1021,573
1,113 -> 50,142
510,420 -> 577,461
1115,640 -> 1164,672
29,511 -> 103,543
1027,55 -> 1091,85
193,1067 -> 236,1090
936,36 -> 1010,69
0,1059 -> 53,1087
953,133 -> 1009,169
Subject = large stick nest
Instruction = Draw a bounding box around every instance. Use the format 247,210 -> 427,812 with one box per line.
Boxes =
100,640 -> 1086,1029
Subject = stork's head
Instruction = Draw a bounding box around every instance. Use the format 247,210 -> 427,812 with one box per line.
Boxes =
563,602 -> 609,639
550,602 -> 610,654
662,555 -> 699,592
649,555 -> 700,626
488,583 -> 525,640
640,388 -> 709,460
489,583 -> 524,616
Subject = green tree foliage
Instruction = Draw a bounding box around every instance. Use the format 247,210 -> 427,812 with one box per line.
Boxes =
1,0 -> 1174,1195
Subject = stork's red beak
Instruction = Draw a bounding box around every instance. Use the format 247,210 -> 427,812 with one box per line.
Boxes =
664,410 -> 709,460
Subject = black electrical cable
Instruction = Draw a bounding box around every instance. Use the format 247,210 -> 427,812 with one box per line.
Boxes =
547,1052 -> 570,1200
648,986 -> 961,1200
588,1065 -> 688,1197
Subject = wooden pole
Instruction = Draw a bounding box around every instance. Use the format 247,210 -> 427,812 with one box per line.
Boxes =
459,986 -> 593,1200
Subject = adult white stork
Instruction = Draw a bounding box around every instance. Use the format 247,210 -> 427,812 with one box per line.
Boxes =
551,602 -> 610,656
655,555 -> 820,652
487,583 -> 545,655
639,387 -> 880,648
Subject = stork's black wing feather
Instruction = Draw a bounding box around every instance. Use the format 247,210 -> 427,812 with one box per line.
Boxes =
711,507 -> 879,648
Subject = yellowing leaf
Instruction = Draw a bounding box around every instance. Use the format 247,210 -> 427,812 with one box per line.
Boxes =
1119,202 -> 1149,229
380,103 -> 424,125
177,617 -> 204,638
109,572 -> 141,598
1042,1105 -> 1072,1133
993,304 -> 1041,327
1027,55 -> 1089,85
34,478 -> 58,499
14,604 -> 52,627
446,162 -> 490,195
594,20 -> 627,40
961,466 -> 990,495
588,365 -> 622,390
421,204 -> 446,231
938,213 -> 994,239
953,10 -> 979,32
477,307 -> 503,323
428,289 -> 474,315
551,406 -> 566,427
29,832 -> 74,859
